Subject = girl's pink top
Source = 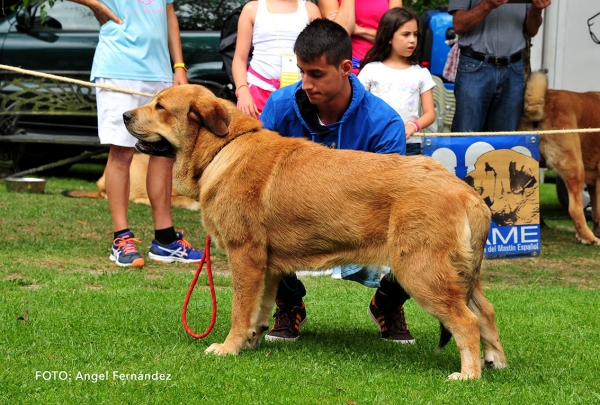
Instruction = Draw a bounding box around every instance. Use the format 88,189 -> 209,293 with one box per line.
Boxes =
342,0 -> 389,73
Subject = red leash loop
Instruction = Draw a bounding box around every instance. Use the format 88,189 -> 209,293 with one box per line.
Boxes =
182,235 -> 217,338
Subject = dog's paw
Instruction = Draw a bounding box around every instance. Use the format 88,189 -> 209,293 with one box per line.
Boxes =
246,325 -> 269,349
447,371 -> 477,381
204,343 -> 240,356
481,358 -> 507,370
575,233 -> 600,245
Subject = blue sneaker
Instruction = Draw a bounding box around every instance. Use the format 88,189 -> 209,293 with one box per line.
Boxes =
110,231 -> 145,267
148,230 -> 204,264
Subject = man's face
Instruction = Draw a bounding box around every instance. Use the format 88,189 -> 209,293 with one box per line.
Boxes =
298,55 -> 352,105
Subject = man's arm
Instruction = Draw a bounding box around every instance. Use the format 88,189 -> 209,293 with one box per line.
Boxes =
374,115 -> 406,155
524,0 -> 551,37
452,0 -> 508,36
260,96 -> 277,132
68,0 -> 121,25
166,3 -> 188,86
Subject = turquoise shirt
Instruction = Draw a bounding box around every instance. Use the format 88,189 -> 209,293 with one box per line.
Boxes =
91,0 -> 174,82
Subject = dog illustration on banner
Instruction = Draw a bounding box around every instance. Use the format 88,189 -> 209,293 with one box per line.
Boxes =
465,149 -> 539,227
426,137 -> 541,258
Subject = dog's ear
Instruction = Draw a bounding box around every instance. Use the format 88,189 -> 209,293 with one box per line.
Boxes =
189,98 -> 230,137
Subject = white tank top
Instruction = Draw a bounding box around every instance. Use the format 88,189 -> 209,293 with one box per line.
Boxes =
248,0 -> 309,85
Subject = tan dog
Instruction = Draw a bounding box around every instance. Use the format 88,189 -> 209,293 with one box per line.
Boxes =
62,153 -> 200,210
519,72 -> 600,244
123,84 -> 506,380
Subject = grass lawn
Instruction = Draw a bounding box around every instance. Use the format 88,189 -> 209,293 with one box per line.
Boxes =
1,162 -> 600,404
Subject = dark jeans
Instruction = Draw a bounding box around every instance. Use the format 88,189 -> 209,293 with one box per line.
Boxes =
451,54 -> 524,132
276,273 -> 410,307
406,143 -> 422,156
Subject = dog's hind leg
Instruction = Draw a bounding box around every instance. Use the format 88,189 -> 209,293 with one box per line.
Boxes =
205,248 -> 269,356
395,257 -> 482,380
468,285 -> 506,371
589,183 -> 600,237
544,133 -> 600,244
564,174 -> 600,244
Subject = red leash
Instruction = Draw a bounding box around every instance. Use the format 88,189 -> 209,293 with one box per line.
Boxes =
182,235 -> 217,338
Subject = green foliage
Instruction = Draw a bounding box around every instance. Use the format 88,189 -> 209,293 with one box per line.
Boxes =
404,0 -> 449,16
11,0 -> 60,22
8,0 -> 452,30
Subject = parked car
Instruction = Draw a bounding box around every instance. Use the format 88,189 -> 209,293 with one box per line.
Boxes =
0,0 -> 244,172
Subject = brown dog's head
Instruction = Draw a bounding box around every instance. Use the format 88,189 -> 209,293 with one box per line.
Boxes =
123,84 -> 231,159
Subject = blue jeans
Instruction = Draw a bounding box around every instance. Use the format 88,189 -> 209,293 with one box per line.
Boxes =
276,272 -> 409,306
405,143 -> 422,156
451,54 -> 524,132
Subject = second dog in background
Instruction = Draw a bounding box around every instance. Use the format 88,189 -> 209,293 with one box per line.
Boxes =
520,71 -> 600,244
62,153 -> 200,211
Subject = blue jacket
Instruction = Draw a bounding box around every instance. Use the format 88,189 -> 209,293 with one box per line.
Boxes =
260,75 -> 406,288
260,75 -> 406,155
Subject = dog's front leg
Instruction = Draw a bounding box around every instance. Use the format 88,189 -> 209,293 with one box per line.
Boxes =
248,269 -> 281,348
205,249 -> 268,356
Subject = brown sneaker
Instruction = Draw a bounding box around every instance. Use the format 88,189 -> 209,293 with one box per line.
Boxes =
368,295 -> 415,344
265,300 -> 306,342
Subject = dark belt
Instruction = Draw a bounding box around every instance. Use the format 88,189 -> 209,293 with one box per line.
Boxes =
459,47 -> 522,66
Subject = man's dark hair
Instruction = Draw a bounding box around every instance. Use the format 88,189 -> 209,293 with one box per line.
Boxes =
293,18 -> 352,67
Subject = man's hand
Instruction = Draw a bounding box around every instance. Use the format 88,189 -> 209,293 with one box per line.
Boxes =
453,0 -> 508,35
525,0 -> 550,37
482,0 -> 509,11
531,0 -> 551,12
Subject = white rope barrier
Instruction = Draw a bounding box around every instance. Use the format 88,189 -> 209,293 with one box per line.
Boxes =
2,63 -> 600,137
423,128 -> 600,136
0,63 -> 154,98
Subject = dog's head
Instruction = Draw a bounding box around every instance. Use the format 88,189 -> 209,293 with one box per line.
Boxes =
123,84 -> 263,200
123,84 -> 232,159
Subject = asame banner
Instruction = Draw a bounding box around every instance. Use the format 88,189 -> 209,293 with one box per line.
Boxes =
423,135 -> 540,259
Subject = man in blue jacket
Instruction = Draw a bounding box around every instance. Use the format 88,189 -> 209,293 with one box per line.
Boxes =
260,18 -> 415,344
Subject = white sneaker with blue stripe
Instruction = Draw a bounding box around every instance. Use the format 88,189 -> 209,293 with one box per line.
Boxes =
148,230 -> 203,264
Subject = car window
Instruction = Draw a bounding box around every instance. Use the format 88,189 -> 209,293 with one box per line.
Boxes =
31,1 -> 98,31
175,0 -> 247,31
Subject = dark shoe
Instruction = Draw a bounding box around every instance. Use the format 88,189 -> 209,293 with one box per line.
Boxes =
110,231 -> 144,267
368,295 -> 415,344
265,300 -> 306,342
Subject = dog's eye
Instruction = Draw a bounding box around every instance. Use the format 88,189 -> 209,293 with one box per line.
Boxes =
156,103 -> 165,110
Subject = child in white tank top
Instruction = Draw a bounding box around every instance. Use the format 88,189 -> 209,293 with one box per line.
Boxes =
232,0 -> 321,118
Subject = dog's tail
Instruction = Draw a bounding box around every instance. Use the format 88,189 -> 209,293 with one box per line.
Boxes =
437,322 -> 453,350
61,189 -> 106,199
520,71 -> 548,129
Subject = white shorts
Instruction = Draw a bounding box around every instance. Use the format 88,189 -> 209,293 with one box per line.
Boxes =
96,78 -> 171,147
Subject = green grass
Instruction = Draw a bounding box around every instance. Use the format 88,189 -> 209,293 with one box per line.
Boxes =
1,164 -> 600,404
